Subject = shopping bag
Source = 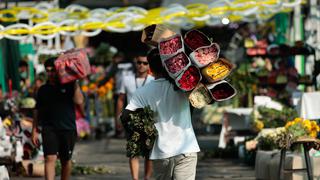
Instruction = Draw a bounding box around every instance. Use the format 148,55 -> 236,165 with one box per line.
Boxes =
55,48 -> 91,84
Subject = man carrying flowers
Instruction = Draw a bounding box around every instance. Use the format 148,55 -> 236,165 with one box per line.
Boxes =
122,48 -> 200,180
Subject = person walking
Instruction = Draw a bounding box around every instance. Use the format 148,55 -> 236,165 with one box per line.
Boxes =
98,52 -> 135,137
122,48 -> 200,180
117,53 -> 154,180
31,57 -> 84,180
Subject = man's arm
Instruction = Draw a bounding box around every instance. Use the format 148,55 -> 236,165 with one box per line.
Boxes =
73,82 -> 84,105
31,109 -> 40,147
116,93 -> 126,122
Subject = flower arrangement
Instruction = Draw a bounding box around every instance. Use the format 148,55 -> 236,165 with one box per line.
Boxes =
256,127 -> 287,150
285,118 -> 320,139
253,106 -> 298,129
184,30 -> 211,50
254,118 -> 320,151
159,35 -> 183,55
176,65 -> 201,91
121,106 -> 158,158
189,43 -> 220,67
143,25 -> 237,108
164,52 -> 190,75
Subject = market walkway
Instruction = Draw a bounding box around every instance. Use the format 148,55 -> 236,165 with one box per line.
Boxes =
70,136 -> 255,180
12,136 -> 255,180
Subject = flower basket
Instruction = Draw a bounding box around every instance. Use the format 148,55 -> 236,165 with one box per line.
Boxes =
141,24 -> 176,47
159,34 -> 184,57
206,80 -> 237,101
201,58 -> 235,83
162,52 -> 191,78
175,65 -> 202,92
189,43 -> 220,68
188,83 -> 213,109
184,29 -> 211,51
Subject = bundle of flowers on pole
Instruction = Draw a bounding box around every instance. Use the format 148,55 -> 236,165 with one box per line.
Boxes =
142,25 -> 237,109
121,106 -> 158,158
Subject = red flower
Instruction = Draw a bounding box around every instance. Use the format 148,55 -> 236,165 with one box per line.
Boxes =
159,36 -> 183,55
184,30 -> 211,50
177,66 -> 200,91
210,83 -> 235,100
193,44 -> 219,66
164,52 -> 189,74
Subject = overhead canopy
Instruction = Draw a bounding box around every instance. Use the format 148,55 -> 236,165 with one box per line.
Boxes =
71,0 -> 161,9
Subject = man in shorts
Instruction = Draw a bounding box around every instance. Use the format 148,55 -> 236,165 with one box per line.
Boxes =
32,57 -> 84,180
117,53 -> 154,180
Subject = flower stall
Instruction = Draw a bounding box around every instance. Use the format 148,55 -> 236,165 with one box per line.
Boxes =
250,118 -> 320,180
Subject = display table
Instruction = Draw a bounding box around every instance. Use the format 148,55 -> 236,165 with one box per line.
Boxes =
219,108 -> 254,148
224,108 -> 253,131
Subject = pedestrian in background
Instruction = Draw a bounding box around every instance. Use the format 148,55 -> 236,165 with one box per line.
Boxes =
31,57 -> 84,180
117,53 -> 154,180
98,52 -> 134,137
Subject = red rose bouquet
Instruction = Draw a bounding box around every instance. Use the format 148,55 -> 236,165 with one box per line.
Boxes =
189,43 -> 220,68
163,52 -> 190,77
159,35 -> 184,55
184,30 -> 211,51
207,80 -> 237,101
176,65 -> 201,91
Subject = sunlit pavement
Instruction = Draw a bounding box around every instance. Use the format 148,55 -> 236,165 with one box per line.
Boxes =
11,135 -> 255,180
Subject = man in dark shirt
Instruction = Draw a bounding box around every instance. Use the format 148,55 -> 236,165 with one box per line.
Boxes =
31,57 -> 84,180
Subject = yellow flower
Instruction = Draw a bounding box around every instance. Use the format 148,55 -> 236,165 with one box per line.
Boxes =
294,117 -> 303,123
81,85 -> 88,92
303,120 -> 312,132
89,83 -> 97,90
285,121 -> 293,129
310,131 -> 318,138
255,120 -> 264,131
310,121 -> 320,132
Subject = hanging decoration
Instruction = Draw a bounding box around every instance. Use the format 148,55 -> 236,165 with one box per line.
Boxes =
0,0 -> 305,40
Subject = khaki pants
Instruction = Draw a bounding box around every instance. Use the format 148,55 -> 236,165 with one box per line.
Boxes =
153,153 -> 197,180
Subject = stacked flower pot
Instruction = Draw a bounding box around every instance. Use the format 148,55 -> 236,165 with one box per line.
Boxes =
142,25 -> 237,108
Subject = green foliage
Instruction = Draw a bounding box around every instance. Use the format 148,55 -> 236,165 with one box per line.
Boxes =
92,43 -> 116,65
256,106 -> 298,128
55,161 -> 112,175
123,106 -> 158,158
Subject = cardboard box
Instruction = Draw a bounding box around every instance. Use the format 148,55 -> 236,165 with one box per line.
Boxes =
141,24 -> 176,47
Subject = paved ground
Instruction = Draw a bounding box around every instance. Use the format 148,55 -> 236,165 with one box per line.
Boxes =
11,135 -> 255,180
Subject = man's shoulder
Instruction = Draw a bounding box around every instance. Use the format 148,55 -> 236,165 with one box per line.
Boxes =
147,75 -> 155,80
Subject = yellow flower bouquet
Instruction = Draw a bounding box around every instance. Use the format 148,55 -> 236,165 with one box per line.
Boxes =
285,118 -> 320,139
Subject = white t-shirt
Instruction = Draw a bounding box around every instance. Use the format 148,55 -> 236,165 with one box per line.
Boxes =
126,78 -> 200,160
115,62 -> 135,92
118,74 -> 154,101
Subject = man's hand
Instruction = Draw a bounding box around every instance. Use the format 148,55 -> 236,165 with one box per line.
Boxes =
73,81 -> 84,105
31,129 -> 40,148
